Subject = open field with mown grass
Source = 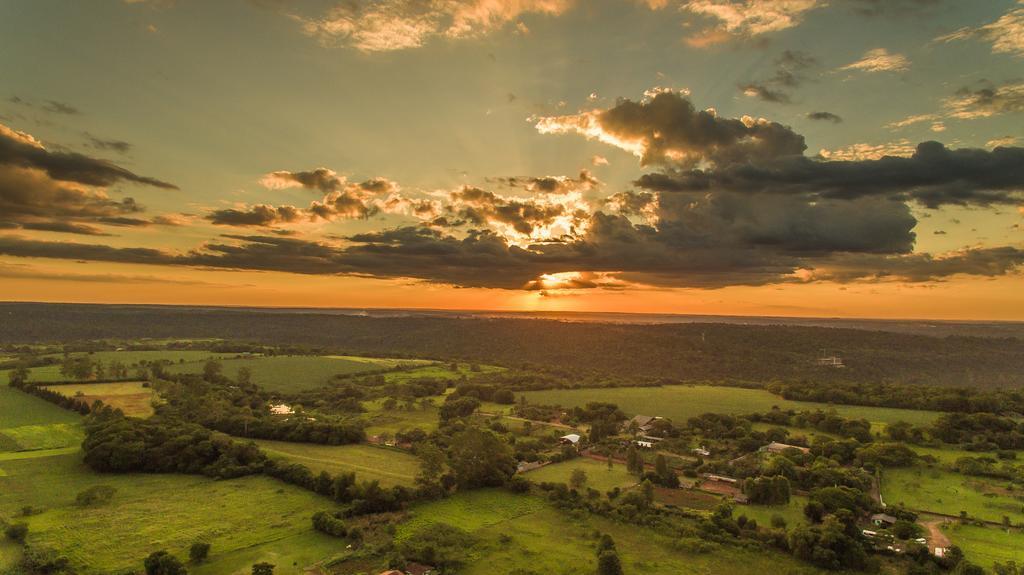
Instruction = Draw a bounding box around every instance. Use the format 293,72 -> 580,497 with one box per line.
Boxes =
0,385 -> 83,453
360,398 -> 440,436
882,466 -> 1024,524
43,381 -> 156,417
251,439 -> 420,487
0,452 -> 346,575
523,457 -> 638,492
393,489 -> 829,575
908,444 -> 1023,466
735,495 -> 811,529
521,385 -> 942,429
943,523 -> 1024,569
5,350 -> 244,383
0,385 -> 81,429
166,355 -> 440,393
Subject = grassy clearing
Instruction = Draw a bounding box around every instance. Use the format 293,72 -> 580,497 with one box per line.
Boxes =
360,398 -> 441,436
0,385 -> 81,429
882,466 -> 1024,524
251,439 -> 420,487
379,362 -> 504,385
523,458 -> 638,493
735,495 -> 810,529
943,523 -> 1024,569
43,381 -> 156,417
909,445 -> 1023,466
521,385 -> 941,428
0,423 -> 82,451
166,355 -> 419,393
7,351 -> 243,383
0,452 -> 346,575
395,489 -> 826,575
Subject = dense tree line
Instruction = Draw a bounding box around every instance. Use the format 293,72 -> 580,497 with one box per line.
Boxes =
3,303 -> 1022,388
8,378 -> 93,414
768,380 -> 1024,415
82,410 -> 267,478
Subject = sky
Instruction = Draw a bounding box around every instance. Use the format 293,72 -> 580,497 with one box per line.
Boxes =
0,0 -> 1022,320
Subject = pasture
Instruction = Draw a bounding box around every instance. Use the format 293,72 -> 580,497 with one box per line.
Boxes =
520,385 -> 942,428
882,466 -> 1024,524
735,495 -> 811,529
943,523 -> 1024,569
165,355 -> 435,393
0,453 -> 345,575
360,397 -> 441,436
394,489 -> 827,575
0,385 -> 83,453
251,439 -> 420,487
43,382 -> 156,417
6,350 -> 242,383
523,457 -> 638,492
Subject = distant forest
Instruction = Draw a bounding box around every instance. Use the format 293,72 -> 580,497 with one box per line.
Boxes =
2,303 -> 1023,388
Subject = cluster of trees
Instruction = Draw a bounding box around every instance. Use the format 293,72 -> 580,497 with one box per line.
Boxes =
448,382 -> 515,404
742,475 -> 791,504
748,409 -> 872,443
265,464 -> 411,515
931,413 -> 1024,450
158,369 -> 366,445
768,380 -> 1024,415
311,510 -> 349,537
82,411 -> 268,478
8,377 -> 94,414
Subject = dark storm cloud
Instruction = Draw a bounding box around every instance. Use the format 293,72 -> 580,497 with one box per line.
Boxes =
262,168 -> 346,194
0,123 -> 177,235
20,221 -> 110,236
206,204 -> 305,227
807,111 -> 843,123
813,247 -> 1024,283
555,90 -> 808,166
739,83 -> 791,104
0,124 -> 176,189
634,142 -> 1024,208
446,186 -> 579,236
489,170 -> 600,195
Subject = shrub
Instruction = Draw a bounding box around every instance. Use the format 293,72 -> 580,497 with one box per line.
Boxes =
4,522 -> 28,543
311,511 -> 347,537
76,485 -> 117,506
189,542 -> 211,563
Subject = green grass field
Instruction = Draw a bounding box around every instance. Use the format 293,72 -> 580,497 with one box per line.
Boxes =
523,458 -> 638,493
43,381 -> 156,417
0,385 -> 81,429
909,444 -> 1023,466
882,466 -> 1024,524
251,439 -> 421,487
0,385 -> 83,453
360,397 -> 441,436
735,495 -> 810,529
521,385 -> 941,428
6,350 -> 243,383
943,523 -> 1024,569
394,489 -> 827,575
0,452 -> 346,575
166,355 -> 436,393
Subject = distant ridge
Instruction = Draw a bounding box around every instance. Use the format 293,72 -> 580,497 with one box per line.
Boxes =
1,301 -> 1023,338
